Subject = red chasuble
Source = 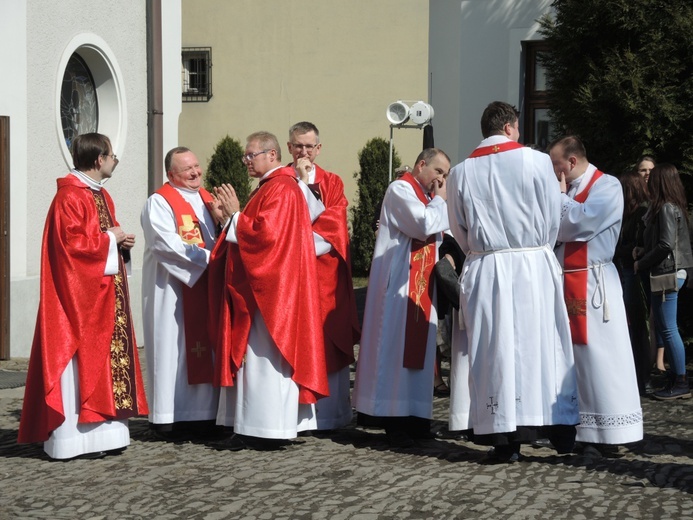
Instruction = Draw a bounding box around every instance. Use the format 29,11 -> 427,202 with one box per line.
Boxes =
307,165 -> 360,373
397,172 -> 437,370
563,170 -> 604,344
155,183 -> 215,384
209,167 -> 329,404
19,175 -> 148,444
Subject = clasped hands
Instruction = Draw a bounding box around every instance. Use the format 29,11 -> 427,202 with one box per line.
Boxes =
208,183 -> 241,225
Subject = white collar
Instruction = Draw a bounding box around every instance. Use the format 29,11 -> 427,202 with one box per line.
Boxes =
70,169 -> 103,190
571,164 -> 598,197
477,135 -> 514,148
260,166 -> 282,181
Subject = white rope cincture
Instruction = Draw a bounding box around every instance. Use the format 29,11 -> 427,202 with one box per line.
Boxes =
563,261 -> 612,323
458,244 -> 552,330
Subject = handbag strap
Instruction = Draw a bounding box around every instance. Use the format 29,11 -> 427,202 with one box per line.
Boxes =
674,208 -> 679,272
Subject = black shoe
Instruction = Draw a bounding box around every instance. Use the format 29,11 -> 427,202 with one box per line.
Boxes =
66,451 -> 108,460
386,430 -> 415,449
435,428 -> 467,441
312,429 -> 335,439
579,444 -> 603,459
434,383 -> 450,397
409,429 -> 437,440
208,433 -> 246,452
642,382 -> 657,395
653,376 -> 691,400
105,447 -> 127,457
481,446 -> 520,464
241,436 -> 290,451
150,428 -> 190,443
530,438 -> 554,449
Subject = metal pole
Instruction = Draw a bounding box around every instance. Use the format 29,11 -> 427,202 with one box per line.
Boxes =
388,125 -> 394,183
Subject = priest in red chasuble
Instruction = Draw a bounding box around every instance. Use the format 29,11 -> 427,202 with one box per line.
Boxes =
287,121 -> 360,431
18,133 -> 148,460
353,148 -> 450,448
211,131 -> 328,450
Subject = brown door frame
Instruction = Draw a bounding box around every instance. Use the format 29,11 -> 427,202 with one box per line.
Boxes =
0,117 -> 9,360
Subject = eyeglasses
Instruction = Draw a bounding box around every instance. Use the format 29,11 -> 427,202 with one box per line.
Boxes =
101,153 -> 118,163
242,150 -> 269,163
290,143 -> 318,152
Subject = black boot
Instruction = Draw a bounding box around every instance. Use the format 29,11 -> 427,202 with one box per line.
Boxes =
653,375 -> 691,400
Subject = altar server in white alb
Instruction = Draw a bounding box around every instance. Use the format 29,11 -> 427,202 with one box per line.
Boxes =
447,102 -> 579,463
141,147 -> 233,440
549,135 -> 643,451
353,148 -> 450,448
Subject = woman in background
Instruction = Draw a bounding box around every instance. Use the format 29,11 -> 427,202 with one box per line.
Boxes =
616,170 -> 651,394
634,164 -> 693,400
636,155 -> 656,183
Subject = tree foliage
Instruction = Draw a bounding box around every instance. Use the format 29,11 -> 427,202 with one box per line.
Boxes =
204,135 -> 252,208
350,137 -> 401,276
539,0 -> 693,175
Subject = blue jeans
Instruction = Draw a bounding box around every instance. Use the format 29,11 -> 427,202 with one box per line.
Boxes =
651,277 -> 686,376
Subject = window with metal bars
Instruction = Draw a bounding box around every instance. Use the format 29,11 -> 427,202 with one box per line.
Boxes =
182,47 -> 212,102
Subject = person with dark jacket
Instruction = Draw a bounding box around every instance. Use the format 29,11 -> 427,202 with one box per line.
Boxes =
634,164 -> 693,400
615,170 -> 651,394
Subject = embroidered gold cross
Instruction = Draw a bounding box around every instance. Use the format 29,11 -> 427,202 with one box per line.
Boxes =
191,342 -> 207,358
492,145 -> 500,153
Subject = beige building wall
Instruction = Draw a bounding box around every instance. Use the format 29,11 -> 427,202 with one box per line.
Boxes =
180,0 -> 430,213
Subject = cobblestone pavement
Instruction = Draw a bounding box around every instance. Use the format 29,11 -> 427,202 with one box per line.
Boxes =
1,355 -> 692,520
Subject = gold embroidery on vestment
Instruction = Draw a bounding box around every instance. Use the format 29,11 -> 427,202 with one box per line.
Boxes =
179,214 -> 204,244
410,243 -> 433,321
565,298 -> 587,317
92,190 -> 134,411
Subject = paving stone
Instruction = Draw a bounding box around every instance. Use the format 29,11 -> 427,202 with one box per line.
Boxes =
2,355 -> 693,518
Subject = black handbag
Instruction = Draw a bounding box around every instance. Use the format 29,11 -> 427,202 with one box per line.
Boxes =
434,256 -> 460,309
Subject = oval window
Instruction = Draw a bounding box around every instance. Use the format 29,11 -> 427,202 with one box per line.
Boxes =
60,53 -> 99,149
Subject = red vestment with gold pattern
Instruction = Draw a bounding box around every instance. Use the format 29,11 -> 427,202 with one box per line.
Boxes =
18,174 -> 148,444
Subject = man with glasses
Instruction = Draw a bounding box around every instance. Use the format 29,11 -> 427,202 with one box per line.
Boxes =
212,131 -> 329,450
287,122 -> 360,432
140,147 -> 234,442
19,133 -> 149,459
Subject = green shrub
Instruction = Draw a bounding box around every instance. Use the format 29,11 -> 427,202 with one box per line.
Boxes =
350,137 -> 400,276
204,135 -> 252,209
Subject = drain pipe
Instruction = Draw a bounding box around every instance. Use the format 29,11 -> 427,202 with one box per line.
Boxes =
146,0 -> 164,193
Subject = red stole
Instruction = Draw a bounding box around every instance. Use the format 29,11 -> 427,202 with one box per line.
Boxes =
156,183 -> 215,384
563,170 -> 604,344
398,172 -> 437,369
468,140 -> 524,158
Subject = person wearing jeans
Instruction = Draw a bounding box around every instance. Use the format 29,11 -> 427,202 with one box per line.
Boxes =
634,164 -> 693,400
650,277 -> 687,395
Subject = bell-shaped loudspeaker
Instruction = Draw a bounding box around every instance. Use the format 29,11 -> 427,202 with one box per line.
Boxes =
386,101 -> 410,125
